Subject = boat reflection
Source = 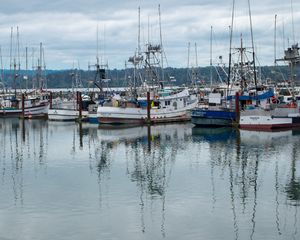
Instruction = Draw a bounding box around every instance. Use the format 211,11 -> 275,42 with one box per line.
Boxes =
0,118 -> 49,205
0,119 -> 299,239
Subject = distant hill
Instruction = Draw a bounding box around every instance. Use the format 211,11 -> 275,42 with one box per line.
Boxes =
0,65 -> 299,89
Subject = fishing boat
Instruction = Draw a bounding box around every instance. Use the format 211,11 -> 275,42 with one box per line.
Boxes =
48,94 -> 92,121
98,87 -> 198,124
48,67 -> 95,121
191,91 -> 237,127
0,92 -> 49,118
239,42 -> 300,130
0,31 -> 50,118
97,6 -> 198,125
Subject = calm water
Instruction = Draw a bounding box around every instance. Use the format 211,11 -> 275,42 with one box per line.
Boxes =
0,119 -> 299,240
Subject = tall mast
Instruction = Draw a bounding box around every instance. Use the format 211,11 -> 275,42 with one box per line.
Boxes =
25,46 -> 28,90
138,6 -> 141,55
96,24 -> 99,65
291,0 -> 295,44
210,26 -> 213,89
17,26 -> 20,71
147,14 -> 150,45
274,14 -> 277,66
10,27 -> 13,72
39,42 -> 43,89
158,4 -> 164,83
31,47 -> 35,89
187,42 -> 190,83
0,46 -> 4,92
195,42 -> 198,86
247,0 -> 258,91
227,0 -> 235,94
195,42 -> 198,67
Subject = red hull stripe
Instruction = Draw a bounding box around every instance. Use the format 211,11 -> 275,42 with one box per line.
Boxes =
240,123 -> 300,130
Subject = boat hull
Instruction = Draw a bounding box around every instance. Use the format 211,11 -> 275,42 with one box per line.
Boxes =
0,104 -> 49,118
48,109 -> 88,121
191,109 -> 236,127
240,115 -> 300,130
98,105 -> 195,125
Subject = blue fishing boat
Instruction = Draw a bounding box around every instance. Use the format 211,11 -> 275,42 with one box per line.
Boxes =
191,107 -> 236,127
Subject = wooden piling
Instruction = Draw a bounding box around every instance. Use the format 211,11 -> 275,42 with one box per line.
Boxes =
235,92 -> 240,124
21,93 -> 25,118
147,91 -> 151,124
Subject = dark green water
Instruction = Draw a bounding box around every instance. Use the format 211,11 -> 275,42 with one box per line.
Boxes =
0,119 -> 299,240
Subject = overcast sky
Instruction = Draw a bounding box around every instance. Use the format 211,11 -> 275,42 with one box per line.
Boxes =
0,0 -> 299,70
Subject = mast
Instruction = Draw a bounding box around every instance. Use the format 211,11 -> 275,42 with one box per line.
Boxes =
195,42 -> 198,67
17,26 -> 20,71
10,27 -> 13,72
227,0 -> 235,96
291,0 -> 295,44
274,14 -> 277,67
247,0 -> 258,91
25,46 -> 28,91
31,47 -> 35,89
38,42 -> 43,90
96,24 -> 99,65
158,4 -> 164,84
138,6 -> 141,55
0,46 -> 4,93
187,42 -> 190,84
195,42 -> 199,86
210,26 -> 213,89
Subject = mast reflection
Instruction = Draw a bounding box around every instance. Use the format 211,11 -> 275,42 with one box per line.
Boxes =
0,119 -> 49,205
192,127 -> 300,239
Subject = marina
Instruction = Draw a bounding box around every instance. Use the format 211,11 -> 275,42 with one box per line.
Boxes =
1,0 -> 300,239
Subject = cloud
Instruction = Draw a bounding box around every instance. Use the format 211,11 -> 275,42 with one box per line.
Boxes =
0,0 -> 299,69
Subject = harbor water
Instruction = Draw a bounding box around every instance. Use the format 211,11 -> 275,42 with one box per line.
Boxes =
0,119 -> 299,240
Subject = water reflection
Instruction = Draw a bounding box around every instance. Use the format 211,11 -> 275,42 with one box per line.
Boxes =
191,127 -> 300,239
0,119 -> 49,206
0,120 -> 300,239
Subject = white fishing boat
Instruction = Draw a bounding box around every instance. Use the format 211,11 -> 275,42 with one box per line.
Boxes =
48,95 -> 91,121
239,41 -> 300,130
0,92 -> 49,118
97,88 -> 197,124
48,109 -> 89,121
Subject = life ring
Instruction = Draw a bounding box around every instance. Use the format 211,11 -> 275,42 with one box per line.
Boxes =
271,96 -> 278,104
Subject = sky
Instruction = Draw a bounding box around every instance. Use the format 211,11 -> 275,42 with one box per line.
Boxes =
0,0 -> 299,70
